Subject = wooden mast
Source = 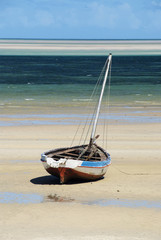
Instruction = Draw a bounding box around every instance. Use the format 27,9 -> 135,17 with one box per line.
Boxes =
78,53 -> 112,159
89,53 -> 112,146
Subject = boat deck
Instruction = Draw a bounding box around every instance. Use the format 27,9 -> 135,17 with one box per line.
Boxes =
46,145 -> 107,162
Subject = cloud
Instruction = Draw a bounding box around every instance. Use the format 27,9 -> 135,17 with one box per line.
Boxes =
87,2 -> 141,30
0,7 -> 28,27
146,7 -> 161,31
152,0 -> 161,8
34,10 -> 54,27
0,0 -> 161,38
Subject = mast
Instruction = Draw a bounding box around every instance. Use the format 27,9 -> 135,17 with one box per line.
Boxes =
90,53 -> 112,144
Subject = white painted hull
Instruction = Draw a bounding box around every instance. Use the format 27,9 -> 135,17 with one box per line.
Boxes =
41,152 -> 111,183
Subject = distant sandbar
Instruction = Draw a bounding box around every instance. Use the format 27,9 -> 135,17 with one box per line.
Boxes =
0,39 -> 161,55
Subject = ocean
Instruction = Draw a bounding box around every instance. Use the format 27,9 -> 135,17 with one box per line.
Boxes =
0,40 -> 161,125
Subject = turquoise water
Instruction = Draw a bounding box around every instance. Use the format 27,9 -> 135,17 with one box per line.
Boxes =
0,53 -> 161,126
0,55 -> 161,107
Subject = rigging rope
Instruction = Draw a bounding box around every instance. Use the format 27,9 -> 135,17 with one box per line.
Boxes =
82,60 -> 108,145
70,56 -> 111,148
70,74 -> 102,147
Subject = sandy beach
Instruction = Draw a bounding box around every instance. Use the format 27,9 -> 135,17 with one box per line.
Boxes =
0,105 -> 161,240
0,39 -> 161,55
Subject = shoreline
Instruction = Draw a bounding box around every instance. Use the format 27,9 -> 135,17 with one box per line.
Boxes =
0,104 -> 161,126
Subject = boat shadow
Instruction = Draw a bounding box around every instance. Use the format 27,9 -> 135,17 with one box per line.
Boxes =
30,175 -> 104,185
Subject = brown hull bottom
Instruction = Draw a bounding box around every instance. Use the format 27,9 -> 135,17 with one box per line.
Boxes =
46,167 -> 105,184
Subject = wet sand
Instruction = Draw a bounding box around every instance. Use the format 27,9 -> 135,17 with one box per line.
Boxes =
0,106 -> 161,239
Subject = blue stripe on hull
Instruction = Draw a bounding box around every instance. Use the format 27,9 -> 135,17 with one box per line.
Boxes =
81,158 -> 111,168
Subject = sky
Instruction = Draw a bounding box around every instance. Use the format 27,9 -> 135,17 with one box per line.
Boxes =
0,0 -> 161,39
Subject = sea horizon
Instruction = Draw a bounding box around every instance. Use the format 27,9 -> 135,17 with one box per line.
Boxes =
0,38 -> 161,40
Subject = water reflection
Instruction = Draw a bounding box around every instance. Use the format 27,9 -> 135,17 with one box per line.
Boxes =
0,192 -> 43,204
0,192 -> 161,209
83,199 -> 161,209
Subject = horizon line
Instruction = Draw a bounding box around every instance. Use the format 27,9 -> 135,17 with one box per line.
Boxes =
0,38 -> 161,41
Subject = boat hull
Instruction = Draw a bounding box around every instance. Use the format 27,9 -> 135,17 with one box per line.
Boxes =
41,153 -> 111,183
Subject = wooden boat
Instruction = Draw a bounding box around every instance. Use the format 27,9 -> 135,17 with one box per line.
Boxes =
41,53 -> 112,183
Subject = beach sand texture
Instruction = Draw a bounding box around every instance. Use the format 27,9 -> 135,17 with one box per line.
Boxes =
0,108 -> 161,240
0,41 -> 161,239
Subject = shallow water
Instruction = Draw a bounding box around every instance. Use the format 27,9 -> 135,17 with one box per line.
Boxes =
83,199 -> 161,209
1,192 -> 160,209
45,194 -> 161,209
0,109 -> 161,126
0,192 -> 43,204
